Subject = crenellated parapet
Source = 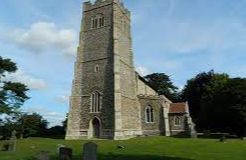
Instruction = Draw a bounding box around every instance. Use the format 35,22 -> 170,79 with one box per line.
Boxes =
83,0 -> 130,17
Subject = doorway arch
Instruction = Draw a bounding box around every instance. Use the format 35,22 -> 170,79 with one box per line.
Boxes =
92,117 -> 100,138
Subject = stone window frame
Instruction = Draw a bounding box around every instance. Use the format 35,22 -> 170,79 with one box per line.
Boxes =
145,105 -> 154,123
121,18 -> 128,33
90,91 -> 101,113
91,14 -> 105,29
174,116 -> 181,126
94,65 -> 99,72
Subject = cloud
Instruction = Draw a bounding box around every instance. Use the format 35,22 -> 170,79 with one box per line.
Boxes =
56,95 -> 69,104
136,65 -> 151,76
132,0 -> 246,55
24,106 -> 65,126
7,22 -> 77,56
3,70 -> 47,90
166,0 -> 176,16
153,20 -> 246,54
161,59 -> 183,71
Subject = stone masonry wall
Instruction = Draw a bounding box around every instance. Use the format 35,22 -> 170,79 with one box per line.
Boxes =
121,97 -> 141,130
66,0 -> 115,139
169,113 -> 186,135
113,0 -> 141,138
137,77 -> 158,96
81,2 -> 115,132
138,96 -> 163,135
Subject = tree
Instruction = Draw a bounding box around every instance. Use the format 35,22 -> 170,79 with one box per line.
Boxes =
0,56 -> 17,76
0,117 -> 16,139
0,112 -> 49,138
181,70 -> 246,136
46,126 -> 65,138
181,70 -> 230,131
144,73 -> 180,101
0,56 -> 29,116
62,113 -> 68,131
222,78 -> 246,136
43,115 -> 68,139
17,113 -> 48,137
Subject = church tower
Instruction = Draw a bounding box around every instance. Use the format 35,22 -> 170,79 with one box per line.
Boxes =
66,0 -> 141,140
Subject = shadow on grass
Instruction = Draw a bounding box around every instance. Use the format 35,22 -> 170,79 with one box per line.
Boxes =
48,154 -> 194,160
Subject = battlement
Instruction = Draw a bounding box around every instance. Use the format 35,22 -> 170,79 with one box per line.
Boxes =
83,0 -> 130,16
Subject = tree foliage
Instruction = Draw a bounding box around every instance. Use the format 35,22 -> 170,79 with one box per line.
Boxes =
144,73 -> 180,101
219,78 -> 246,136
18,112 -> 48,137
0,56 -> 29,115
62,113 -> 68,131
0,112 -> 48,139
0,56 -> 17,75
181,70 -> 246,136
181,70 -> 229,129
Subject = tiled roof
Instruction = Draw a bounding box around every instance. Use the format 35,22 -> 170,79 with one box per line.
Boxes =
169,102 -> 187,113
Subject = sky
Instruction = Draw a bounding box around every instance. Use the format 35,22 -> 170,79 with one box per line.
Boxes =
0,0 -> 246,126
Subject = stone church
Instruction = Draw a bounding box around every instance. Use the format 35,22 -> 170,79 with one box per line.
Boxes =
66,0 -> 195,140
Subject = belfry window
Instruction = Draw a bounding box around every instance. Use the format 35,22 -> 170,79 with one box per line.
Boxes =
91,14 -> 105,29
99,16 -> 104,27
91,91 -> 101,113
145,106 -> 154,123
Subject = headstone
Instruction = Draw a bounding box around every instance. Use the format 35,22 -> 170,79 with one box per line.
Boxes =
59,147 -> 72,160
82,142 -> 98,160
190,130 -> 197,138
57,144 -> 66,154
8,130 -> 17,152
36,151 -> 50,160
1,142 -> 9,151
219,134 -> 226,142
241,137 -> 246,140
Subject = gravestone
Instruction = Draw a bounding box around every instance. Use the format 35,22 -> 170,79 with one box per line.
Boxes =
36,151 -> 50,160
219,134 -> 226,142
82,142 -> 98,160
57,144 -> 66,154
59,147 -> 72,160
241,137 -> 246,140
190,130 -> 197,138
1,142 -> 9,151
8,130 -> 17,152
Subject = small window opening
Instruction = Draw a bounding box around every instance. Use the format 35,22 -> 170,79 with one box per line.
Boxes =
95,65 -> 99,72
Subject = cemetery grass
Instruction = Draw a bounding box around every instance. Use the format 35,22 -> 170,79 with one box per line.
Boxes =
0,136 -> 246,160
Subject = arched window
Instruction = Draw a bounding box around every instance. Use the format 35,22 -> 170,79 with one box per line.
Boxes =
174,116 -> 181,126
145,106 -> 154,123
99,16 -> 104,27
91,17 -> 95,29
91,91 -> 101,113
91,14 -> 105,29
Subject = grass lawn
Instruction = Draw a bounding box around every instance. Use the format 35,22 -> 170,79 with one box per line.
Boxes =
0,136 -> 246,160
